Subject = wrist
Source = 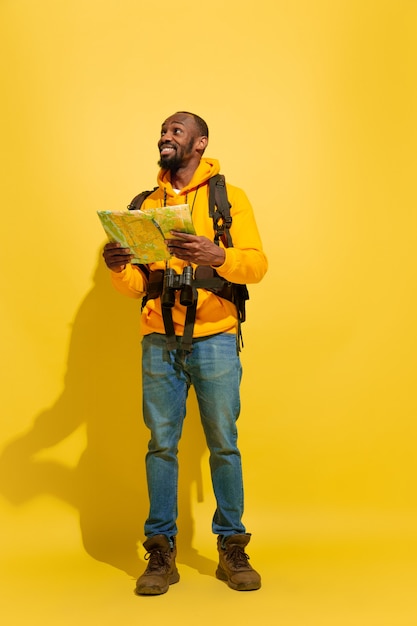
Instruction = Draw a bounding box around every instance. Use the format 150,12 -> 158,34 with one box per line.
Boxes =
211,248 -> 226,268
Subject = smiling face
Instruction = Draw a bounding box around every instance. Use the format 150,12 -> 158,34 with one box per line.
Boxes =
157,113 -> 208,172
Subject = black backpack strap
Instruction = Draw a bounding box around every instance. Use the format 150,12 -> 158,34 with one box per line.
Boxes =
181,294 -> 198,353
209,174 -> 233,247
161,290 -> 198,353
127,188 -> 158,211
161,306 -> 178,352
208,174 -> 249,351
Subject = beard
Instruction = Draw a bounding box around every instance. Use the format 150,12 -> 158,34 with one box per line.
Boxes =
158,137 -> 195,171
157,151 -> 182,171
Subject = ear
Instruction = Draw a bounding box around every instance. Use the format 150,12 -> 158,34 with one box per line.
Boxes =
196,135 -> 208,153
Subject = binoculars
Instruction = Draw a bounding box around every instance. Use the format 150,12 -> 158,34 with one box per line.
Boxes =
161,265 -> 195,308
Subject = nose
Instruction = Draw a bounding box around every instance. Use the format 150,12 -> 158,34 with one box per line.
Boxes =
159,130 -> 173,145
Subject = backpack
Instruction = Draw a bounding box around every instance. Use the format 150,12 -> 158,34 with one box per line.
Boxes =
128,174 -> 249,351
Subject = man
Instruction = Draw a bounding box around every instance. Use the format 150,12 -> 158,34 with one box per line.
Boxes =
103,111 -> 268,594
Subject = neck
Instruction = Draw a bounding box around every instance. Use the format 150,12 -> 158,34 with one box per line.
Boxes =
170,158 -> 201,190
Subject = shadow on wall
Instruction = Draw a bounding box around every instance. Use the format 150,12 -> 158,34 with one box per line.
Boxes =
0,250 -> 216,578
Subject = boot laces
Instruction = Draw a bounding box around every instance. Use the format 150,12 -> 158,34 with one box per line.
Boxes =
144,548 -> 170,573
225,545 -> 251,569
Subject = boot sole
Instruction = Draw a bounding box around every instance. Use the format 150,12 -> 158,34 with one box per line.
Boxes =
216,566 -> 261,591
136,571 -> 180,596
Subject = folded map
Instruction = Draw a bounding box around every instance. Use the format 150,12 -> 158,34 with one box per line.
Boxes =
97,204 -> 195,264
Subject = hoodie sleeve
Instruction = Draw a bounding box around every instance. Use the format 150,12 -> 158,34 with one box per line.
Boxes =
110,263 -> 148,298
212,185 -> 268,285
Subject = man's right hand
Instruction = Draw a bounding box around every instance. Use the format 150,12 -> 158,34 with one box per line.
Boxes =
102,242 -> 134,272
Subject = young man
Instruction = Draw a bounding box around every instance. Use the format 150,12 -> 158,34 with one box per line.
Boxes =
103,112 -> 268,594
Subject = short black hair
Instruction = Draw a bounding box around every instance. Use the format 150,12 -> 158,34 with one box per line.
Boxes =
176,111 -> 209,138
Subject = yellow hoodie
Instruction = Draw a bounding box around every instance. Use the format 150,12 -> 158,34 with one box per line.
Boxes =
111,157 -> 268,338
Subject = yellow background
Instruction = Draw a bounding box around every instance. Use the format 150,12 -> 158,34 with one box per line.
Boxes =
1,1 -> 416,624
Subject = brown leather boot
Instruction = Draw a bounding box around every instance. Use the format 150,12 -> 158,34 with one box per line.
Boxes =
216,534 -> 261,591
135,535 -> 180,595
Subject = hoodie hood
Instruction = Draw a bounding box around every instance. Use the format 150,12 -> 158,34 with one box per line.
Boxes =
157,157 -> 221,197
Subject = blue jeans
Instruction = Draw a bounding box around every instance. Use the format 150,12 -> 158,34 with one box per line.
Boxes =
141,332 -> 246,539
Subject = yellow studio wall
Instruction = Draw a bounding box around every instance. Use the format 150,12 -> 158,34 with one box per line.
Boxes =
1,1 -> 416,624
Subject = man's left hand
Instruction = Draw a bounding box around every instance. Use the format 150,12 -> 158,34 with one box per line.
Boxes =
166,232 -> 226,267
